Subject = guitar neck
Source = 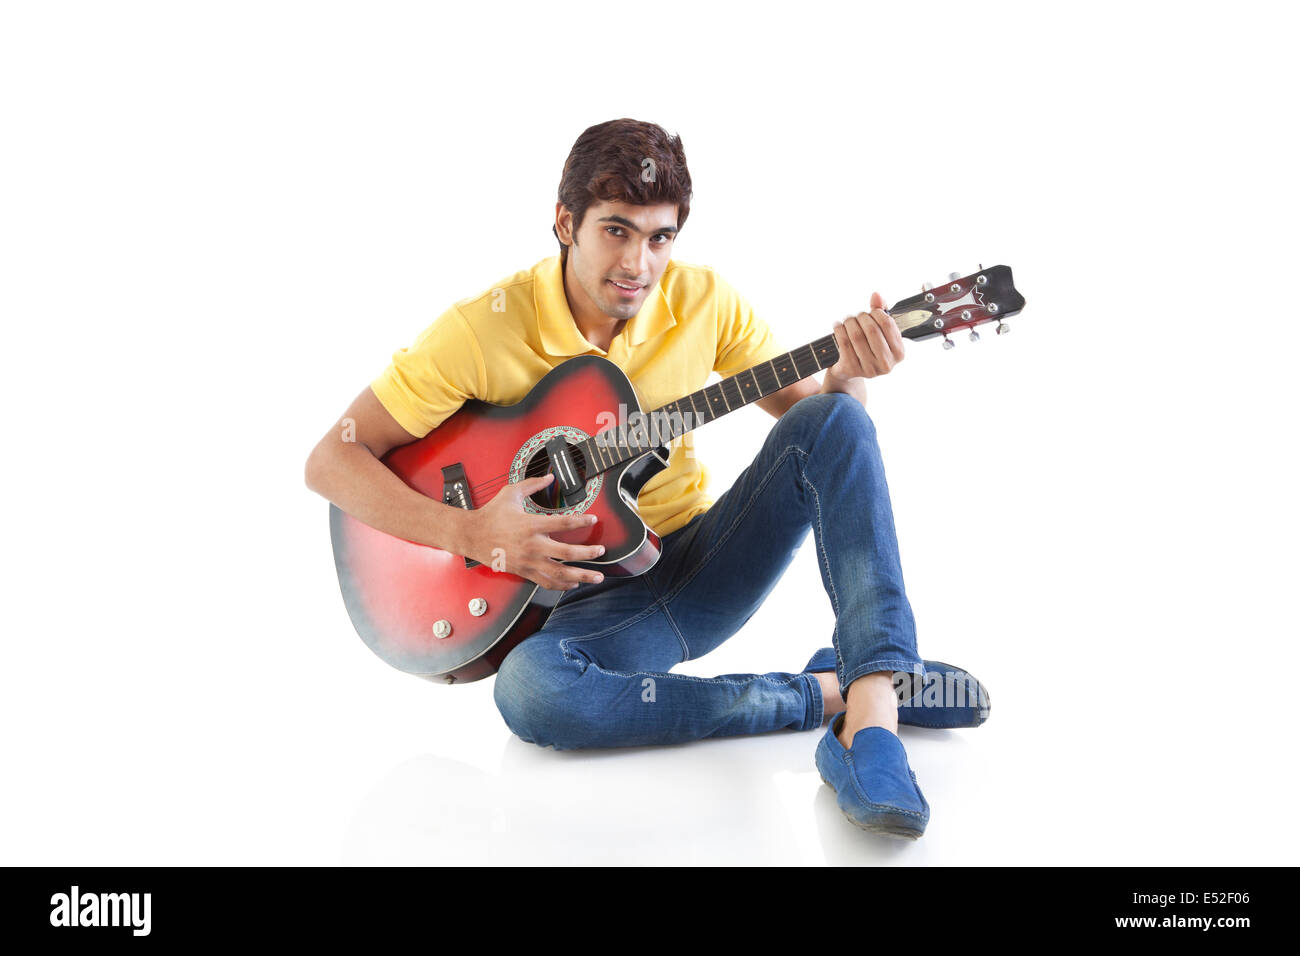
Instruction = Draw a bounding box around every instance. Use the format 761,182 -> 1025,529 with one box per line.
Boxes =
578,332 -> 842,474
576,263 -> 1026,476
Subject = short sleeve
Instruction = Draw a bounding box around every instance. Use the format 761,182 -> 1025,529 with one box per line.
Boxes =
369,305 -> 486,438
714,272 -> 787,378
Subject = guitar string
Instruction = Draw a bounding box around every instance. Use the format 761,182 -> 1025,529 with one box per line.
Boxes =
455,343 -> 836,504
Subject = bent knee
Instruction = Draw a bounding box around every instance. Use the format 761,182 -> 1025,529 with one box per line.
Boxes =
782,391 -> 874,440
493,640 -> 592,750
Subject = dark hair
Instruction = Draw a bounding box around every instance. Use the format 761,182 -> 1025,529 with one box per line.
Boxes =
553,118 -> 693,258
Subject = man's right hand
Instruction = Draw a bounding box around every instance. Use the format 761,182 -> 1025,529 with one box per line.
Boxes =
456,473 -> 607,591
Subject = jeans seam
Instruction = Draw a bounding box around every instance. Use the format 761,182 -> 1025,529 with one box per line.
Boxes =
556,601 -> 664,667
841,659 -> 926,690
640,572 -> 691,661
658,445 -> 807,614
795,447 -> 848,692
805,672 -> 824,730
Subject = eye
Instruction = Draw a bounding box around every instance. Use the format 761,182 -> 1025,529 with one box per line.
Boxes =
606,226 -> 625,237
652,234 -> 671,244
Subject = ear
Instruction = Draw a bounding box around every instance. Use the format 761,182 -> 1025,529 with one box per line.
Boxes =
554,202 -> 574,244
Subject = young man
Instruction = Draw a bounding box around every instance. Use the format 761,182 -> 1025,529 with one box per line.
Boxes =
305,118 -> 989,840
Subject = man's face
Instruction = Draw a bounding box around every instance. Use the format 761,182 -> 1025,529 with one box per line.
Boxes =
558,199 -> 679,321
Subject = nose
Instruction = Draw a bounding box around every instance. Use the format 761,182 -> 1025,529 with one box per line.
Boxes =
620,240 -> 651,280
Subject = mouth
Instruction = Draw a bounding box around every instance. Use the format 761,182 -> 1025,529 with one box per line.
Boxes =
607,279 -> 644,299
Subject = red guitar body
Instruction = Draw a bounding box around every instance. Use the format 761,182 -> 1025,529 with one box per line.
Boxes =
330,356 -> 667,683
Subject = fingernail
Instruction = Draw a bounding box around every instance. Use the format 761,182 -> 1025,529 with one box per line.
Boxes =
596,546 -> 605,555
589,515 -> 598,523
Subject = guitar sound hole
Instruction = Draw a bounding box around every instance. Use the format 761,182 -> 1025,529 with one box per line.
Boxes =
525,443 -> 589,511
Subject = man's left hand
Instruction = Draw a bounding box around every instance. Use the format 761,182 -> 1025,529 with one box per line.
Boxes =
825,291 -> 906,387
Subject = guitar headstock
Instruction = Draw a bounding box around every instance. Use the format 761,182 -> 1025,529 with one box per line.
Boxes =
891,265 -> 1025,349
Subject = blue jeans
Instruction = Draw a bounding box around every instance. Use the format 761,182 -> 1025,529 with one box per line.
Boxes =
492,391 -> 924,750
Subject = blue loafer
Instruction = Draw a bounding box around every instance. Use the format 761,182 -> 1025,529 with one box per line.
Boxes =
815,713 -> 930,839
803,648 -> 991,728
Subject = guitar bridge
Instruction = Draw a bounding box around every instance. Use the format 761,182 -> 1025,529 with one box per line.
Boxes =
441,463 -> 481,569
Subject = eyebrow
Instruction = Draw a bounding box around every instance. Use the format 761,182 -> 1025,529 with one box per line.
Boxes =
597,215 -> 679,236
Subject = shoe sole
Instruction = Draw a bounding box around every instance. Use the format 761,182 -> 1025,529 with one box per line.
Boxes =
818,774 -> 925,840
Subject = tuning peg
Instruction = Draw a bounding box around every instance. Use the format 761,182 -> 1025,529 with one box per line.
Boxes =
969,330 -> 980,342
942,336 -> 955,350
921,281 -> 933,293
947,272 -> 961,281
995,321 -> 1010,335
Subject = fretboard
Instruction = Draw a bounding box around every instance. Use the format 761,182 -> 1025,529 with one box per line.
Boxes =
578,332 -> 840,474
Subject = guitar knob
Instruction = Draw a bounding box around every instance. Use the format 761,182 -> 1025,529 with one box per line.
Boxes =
948,272 -> 962,281
969,330 -> 980,342
921,281 -> 933,293
942,337 -> 955,350
432,619 -> 452,639
468,598 -> 488,616
996,321 -> 1010,335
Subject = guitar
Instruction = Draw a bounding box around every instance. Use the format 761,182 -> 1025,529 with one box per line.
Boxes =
330,265 -> 1026,682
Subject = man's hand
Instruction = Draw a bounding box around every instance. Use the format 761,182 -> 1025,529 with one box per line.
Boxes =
457,473 -> 607,591
822,291 -> 906,398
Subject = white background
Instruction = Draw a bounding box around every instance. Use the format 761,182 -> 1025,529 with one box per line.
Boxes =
2,0 -> 1296,865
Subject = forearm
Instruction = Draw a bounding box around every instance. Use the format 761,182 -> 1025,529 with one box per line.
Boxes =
305,442 -> 470,554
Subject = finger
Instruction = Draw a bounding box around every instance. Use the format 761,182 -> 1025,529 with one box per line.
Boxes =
513,473 -> 554,493
831,320 -> 850,374
543,557 -> 604,587
870,290 -> 886,311
856,310 -> 892,373
540,510 -> 599,531
844,313 -> 880,375
863,303 -> 905,363
870,308 -> 907,362
549,541 -> 607,562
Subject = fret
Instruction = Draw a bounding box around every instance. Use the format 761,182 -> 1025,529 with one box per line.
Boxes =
687,390 -> 708,425
666,400 -> 688,440
720,376 -> 744,410
771,354 -> 796,388
574,335 -> 854,480
790,346 -> 812,379
813,337 -> 837,370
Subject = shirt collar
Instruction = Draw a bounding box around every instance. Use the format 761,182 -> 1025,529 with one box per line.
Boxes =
533,255 -> 678,357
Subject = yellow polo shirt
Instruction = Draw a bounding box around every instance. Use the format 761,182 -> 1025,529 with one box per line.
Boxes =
370,254 -> 787,537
